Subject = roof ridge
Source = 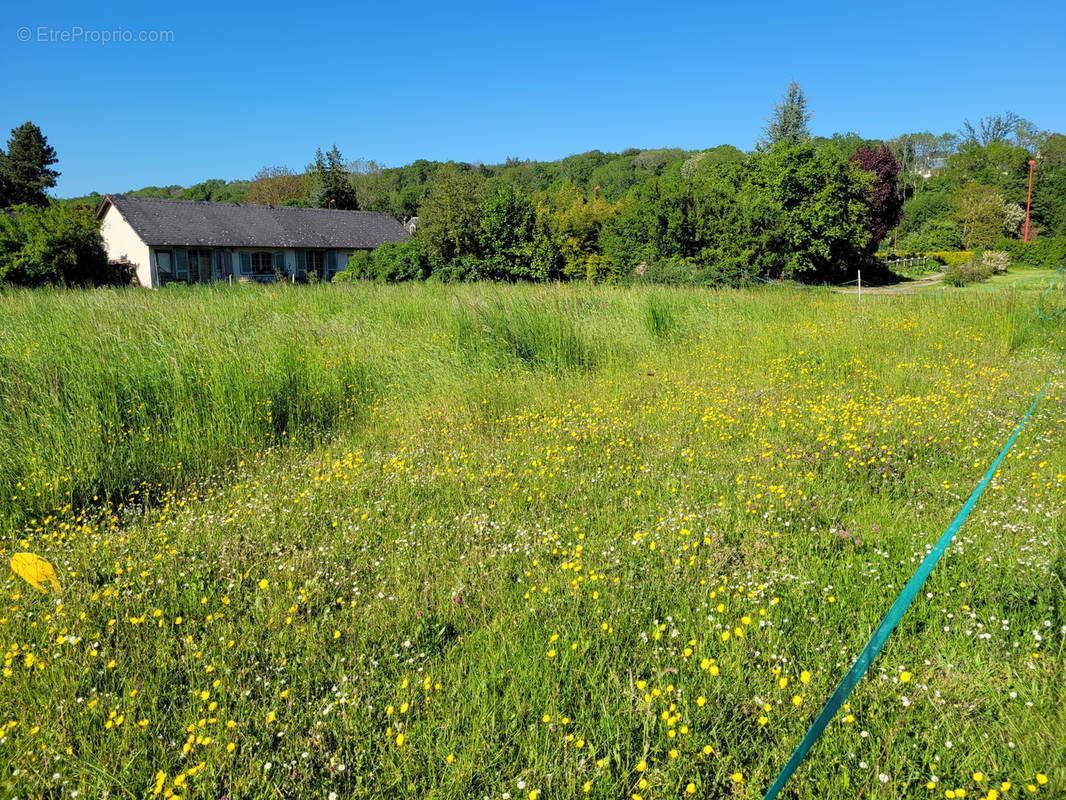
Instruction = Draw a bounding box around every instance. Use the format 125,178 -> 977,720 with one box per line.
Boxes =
112,194 -> 386,216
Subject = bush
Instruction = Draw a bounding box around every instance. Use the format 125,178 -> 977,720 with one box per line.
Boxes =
982,250 -> 1009,274
993,236 -> 1066,270
335,240 -> 427,283
0,203 -> 110,286
943,258 -> 993,287
632,258 -> 697,286
897,219 -> 963,251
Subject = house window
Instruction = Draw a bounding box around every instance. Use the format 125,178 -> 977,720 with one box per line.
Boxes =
251,252 -> 273,274
156,250 -> 174,279
187,249 -> 213,283
238,252 -> 275,275
239,251 -> 285,277
305,250 -> 325,277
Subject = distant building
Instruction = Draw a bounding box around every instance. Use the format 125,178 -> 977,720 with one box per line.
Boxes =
917,157 -> 948,179
96,195 -> 410,287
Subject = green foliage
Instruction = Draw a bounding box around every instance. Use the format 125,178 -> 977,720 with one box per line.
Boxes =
1031,134 -> 1066,236
742,143 -> 872,279
642,292 -> 678,337
478,184 -> 535,280
943,257 -> 993,286
530,182 -> 615,282
898,184 -> 954,238
180,178 -> 251,203
0,122 -> 59,207
336,240 -> 427,283
994,236 -> 1066,269
898,219 -> 964,252
310,145 -> 357,210
601,146 -> 872,283
945,140 -> 1032,205
418,163 -> 485,267
0,203 -> 111,286
761,81 -> 811,148
452,294 -> 598,373
953,181 -> 1008,248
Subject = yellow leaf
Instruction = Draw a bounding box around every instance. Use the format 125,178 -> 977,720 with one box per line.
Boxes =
10,553 -> 61,593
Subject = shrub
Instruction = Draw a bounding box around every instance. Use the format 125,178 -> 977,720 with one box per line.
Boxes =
335,240 -> 427,283
929,251 -> 975,267
632,258 -> 697,286
993,236 -> 1066,270
898,219 -> 963,252
943,258 -> 992,287
0,203 -> 110,286
982,250 -> 1009,274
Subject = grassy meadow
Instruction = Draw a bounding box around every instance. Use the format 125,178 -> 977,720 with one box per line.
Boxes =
1,279 -> 1064,799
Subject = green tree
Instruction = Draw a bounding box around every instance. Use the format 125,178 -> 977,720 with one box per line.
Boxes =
478,183 -> 535,280
760,82 -> 811,149
1031,133 -> 1066,236
898,219 -> 963,251
417,163 -> 485,266
898,183 -> 954,238
532,182 -> 616,281
0,203 -> 109,286
952,181 -> 1006,248
0,122 -> 60,207
247,167 -> 307,206
309,145 -> 357,210
743,143 -> 871,279
959,112 -> 1021,147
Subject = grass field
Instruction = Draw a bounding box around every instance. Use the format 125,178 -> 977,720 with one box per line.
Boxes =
1,278 -> 1064,799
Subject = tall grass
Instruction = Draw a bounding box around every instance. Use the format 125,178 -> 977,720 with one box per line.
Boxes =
1,277 -> 1063,799
0,279 -> 1056,531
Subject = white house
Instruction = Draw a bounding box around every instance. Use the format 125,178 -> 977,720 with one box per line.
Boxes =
96,195 -> 411,287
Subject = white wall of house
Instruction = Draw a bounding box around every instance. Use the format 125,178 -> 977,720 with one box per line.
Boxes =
99,206 -> 153,287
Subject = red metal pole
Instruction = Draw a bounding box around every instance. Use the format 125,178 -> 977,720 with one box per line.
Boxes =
1023,160 -> 1035,242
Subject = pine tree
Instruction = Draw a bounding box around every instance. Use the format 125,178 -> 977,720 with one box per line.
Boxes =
310,145 -> 357,210
0,122 -> 60,207
761,82 -> 811,149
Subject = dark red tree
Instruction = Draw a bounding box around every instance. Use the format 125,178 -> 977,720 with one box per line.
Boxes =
851,144 -> 903,249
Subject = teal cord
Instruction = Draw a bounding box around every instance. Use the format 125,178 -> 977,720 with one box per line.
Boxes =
761,283 -> 1065,800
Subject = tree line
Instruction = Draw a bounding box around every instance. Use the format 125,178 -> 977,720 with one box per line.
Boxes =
3,83 -> 1066,286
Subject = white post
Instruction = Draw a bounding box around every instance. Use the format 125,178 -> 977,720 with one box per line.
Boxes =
857,270 -> 861,305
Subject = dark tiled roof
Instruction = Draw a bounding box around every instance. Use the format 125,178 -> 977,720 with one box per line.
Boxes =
98,195 -> 410,249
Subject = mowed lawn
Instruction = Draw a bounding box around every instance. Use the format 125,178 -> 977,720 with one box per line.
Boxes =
0,280 -> 1064,799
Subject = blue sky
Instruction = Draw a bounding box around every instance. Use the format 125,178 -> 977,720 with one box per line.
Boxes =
3,0 -> 1064,198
